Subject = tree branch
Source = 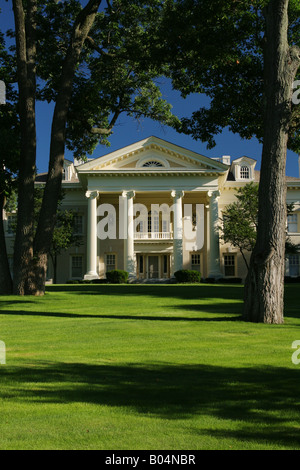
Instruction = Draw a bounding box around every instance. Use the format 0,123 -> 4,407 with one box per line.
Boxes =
86,36 -> 116,57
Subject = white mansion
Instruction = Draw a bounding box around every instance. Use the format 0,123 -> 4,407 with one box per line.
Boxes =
4,136 -> 300,283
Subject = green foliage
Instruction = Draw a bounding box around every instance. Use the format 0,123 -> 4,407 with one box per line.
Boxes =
174,269 -> 201,283
5,0 -> 179,159
5,186 -> 82,260
106,269 -> 129,283
220,182 -> 299,267
1,1 -> 179,161
50,210 -> 82,259
161,0 -> 300,152
220,183 -> 259,257
0,32 -> 19,202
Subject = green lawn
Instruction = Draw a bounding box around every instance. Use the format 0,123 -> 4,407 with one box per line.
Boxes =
0,283 -> 299,450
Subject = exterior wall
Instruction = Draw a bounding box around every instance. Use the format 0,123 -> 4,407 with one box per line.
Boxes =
4,182 -> 300,283
218,185 -> 250,280
3,135 -> 300,284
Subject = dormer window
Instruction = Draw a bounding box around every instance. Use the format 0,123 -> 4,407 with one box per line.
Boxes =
230,157 -> 256,181
240,165 -> 250,179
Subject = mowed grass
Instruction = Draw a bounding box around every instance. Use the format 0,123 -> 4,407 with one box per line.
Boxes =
0,283 -> 300,450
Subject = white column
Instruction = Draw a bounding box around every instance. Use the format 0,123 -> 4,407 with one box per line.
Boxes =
171,190 -> 184,274
122,190 -> 136,278
208,190 -> 222,278
84,190 -> 99,280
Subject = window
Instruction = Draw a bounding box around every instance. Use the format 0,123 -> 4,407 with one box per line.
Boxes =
191,253 -> 201,272
71,256 -> 83,279
7,215 -> 17,235
62,168 -> 66,180
106,254 -> 116,272
287,255 -> 300,277
139,255 -> 144,274
287,214 -> 298,233
142,161 -> 164,167
240,165 -> 250,179
73,215 -> 83,235
163,255 -> 168,275
148,211 -> 159,234
162,219 -> 169,233
224,254 -> 236,276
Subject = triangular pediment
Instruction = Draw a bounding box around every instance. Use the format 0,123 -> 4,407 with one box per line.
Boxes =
76,137 -> 229,174
231,156 -> 257,166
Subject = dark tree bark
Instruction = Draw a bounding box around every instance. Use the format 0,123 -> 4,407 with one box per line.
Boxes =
0,193 -> 13,295
30,0 -> 102,295
243,0 -> 300,323
12,0 -> 37,295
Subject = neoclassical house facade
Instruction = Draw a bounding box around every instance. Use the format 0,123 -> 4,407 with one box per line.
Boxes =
4,136 -> 300,283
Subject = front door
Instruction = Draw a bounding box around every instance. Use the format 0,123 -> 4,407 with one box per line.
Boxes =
148,256 -> 159,279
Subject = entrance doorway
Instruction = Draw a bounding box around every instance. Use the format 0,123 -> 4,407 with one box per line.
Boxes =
137,254 -> 170,280
148,256 -> 159,279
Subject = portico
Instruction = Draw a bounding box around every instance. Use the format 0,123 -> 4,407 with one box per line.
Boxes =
75,136 -> 229,281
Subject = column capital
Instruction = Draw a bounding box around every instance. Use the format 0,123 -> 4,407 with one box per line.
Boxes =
171,190 -> 184,199
207,190 -> 220,200
85,190 -> 99,199
122,190 -> 135,199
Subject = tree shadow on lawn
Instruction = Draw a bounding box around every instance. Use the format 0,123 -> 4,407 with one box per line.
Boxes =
45,284 -> 300,321
1,361 -> 299,449
47,283 -> 244,301
0,307 -> 241,322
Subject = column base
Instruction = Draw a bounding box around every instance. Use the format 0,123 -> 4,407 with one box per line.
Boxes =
84,272 -> 100,280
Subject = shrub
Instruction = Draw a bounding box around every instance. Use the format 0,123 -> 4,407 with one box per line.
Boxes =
174,270 -> 201,283
106,270 -> 129,284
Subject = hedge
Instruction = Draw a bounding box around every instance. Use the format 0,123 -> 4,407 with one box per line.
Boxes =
174,269 -> 201,283
106,269 -> 129,284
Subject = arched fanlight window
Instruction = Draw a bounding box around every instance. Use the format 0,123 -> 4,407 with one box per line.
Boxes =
240,165 -> 250,179
142,161 -> 164,167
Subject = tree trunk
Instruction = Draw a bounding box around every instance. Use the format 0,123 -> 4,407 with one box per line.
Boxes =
243,0 -> 300,323
12,0 -> 37,295
29,0 -> 102,295
0,194 -> 13,295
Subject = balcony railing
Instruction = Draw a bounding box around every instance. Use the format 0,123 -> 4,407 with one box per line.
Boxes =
134,232 -> 173,240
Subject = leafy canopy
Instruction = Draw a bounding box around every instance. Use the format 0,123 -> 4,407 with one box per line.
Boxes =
160,0 -> 300,152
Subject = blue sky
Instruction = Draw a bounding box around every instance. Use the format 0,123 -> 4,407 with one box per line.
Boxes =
1,1 -> 299,178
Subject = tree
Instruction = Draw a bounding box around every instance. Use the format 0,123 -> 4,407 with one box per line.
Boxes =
161,0 -> 300,323
220,183 -> 258,270
0,29 -> 20,295
3,0 -> 178,295
243,0 -> 300,323
4,186 -> 82,284
49,210 -> 82,284
220,182 -> 299,271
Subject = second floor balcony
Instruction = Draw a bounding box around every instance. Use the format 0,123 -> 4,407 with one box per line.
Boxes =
134,231 -> 173,241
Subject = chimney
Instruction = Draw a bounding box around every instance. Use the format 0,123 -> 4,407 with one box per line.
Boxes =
221,155 -> 231,165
